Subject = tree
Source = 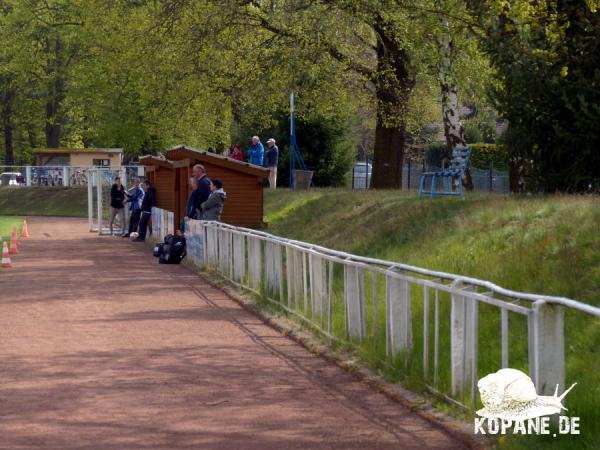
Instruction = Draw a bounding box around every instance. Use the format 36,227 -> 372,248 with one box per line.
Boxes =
158,0 -> 418,188
434,0 -> 466,152
467,0 -> 600,191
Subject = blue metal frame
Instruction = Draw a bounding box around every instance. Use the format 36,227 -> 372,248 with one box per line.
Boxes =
289,93 -> 308,190
418,146 -> 472,197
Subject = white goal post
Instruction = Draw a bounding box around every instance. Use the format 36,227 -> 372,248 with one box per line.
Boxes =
88,167 -> 128,235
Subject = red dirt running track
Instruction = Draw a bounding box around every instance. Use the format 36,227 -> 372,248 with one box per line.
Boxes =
0,217 -> 469,449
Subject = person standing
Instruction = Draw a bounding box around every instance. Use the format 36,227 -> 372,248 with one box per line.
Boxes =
201,178 -> 227,222
246,136 -> 264,166
230,144 -> 244,162
124,178 -> 144,237
192,164 -> 211,219
109,176 -> 127,237
185,177 -> 199,220
134,180 -> 157,242
265,138 -> 279,189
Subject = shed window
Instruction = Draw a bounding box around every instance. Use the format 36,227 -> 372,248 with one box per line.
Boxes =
93,159 -> 110,167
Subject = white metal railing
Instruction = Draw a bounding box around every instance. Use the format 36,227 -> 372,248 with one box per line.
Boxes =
151,208 -> 175,238
184,219 -> 600,410
0,165 -> 144,187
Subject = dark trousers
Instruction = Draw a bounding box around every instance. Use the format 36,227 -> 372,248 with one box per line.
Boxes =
128,209 -> 141,235
138,210 -> 151,240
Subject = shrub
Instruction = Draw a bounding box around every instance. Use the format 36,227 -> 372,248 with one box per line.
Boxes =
236,112 -> 356,187
426,143 -> 509,170
469,144 -> 509,170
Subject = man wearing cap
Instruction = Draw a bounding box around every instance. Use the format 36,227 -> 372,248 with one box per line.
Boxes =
265,138 -> 279,189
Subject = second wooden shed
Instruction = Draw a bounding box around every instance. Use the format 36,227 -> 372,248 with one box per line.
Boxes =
140,146 -> 268,228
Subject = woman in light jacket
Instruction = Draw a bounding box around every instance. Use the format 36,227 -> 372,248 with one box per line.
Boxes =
201,178 -> 226,222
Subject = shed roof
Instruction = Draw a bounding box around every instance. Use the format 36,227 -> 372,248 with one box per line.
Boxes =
35,148 -> 123,154
138,155 -> 175,169
165,145 -> 268,177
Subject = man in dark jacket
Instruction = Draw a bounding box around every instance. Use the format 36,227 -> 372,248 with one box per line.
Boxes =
134,179 -> 157,242
109,176 -> 126,237
265,138 -> 279,189
192,164 -> 211,219
186,177 -> 199,219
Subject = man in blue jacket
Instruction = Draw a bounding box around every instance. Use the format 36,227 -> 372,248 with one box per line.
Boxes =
246,136 -> 264,166
124,178 -> 144,237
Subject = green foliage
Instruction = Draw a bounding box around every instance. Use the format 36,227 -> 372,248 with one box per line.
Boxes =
426,142 -> 509,170
424,143 -> 448,167
469,143 -> 509,170
467,0 -> 600,191
463,106 -> 498,144
237,112 -> 356,187
463,123 -> 483,144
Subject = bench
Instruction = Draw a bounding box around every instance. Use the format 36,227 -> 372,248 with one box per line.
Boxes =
418,146 -> 472,197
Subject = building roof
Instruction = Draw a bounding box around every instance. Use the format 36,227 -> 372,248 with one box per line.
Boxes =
165,145 -> 269,177
34,148 -> 123,154
138,155 -> 175,169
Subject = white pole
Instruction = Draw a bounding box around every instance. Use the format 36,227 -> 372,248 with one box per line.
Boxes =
97,170 -> 103,235
290,93 -> 294,136
88,170 -> 94,231
26,166 -> 32,186
120,168 -> 127,189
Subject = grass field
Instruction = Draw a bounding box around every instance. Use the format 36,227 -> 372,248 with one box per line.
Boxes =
0,216 -> 23,243
0,187 -> 87,217
262,189 -> 600,450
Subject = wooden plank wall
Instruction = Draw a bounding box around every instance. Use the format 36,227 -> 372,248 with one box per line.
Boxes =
176,162 -> 264,227
154,167 -> 176,213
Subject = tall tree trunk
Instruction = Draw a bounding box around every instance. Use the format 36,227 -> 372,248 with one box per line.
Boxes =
3,117 -> 14,166
436,15 -> 472,189
44,38 -> 65,148
437,30 -> 465,151
45,99 -> 61,148
370,23 -> 414,189
1,79 -> 15,166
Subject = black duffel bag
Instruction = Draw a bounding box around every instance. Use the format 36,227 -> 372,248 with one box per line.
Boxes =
153,243 -> 164,257
154,234 -> 175,258
159,236 -> 186,264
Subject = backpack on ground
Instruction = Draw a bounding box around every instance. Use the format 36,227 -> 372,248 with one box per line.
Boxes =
153,243 -> 164,257
158,235 -> 186,264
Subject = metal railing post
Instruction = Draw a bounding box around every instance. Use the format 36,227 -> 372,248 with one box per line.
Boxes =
528,300 -> 565,395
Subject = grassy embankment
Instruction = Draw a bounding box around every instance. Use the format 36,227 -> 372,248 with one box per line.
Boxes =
263,189 -> 599,450
0,187 -> 87,217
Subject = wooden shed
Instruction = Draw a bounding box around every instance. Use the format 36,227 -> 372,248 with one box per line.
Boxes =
139,156 -> 184,221
140,146 -> 268,228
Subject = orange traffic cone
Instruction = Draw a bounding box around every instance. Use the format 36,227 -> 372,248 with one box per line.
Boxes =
21,220 -> 30,238
9,235 -> 18,255
2,242 -> 12,268
11,226 -> 19,248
